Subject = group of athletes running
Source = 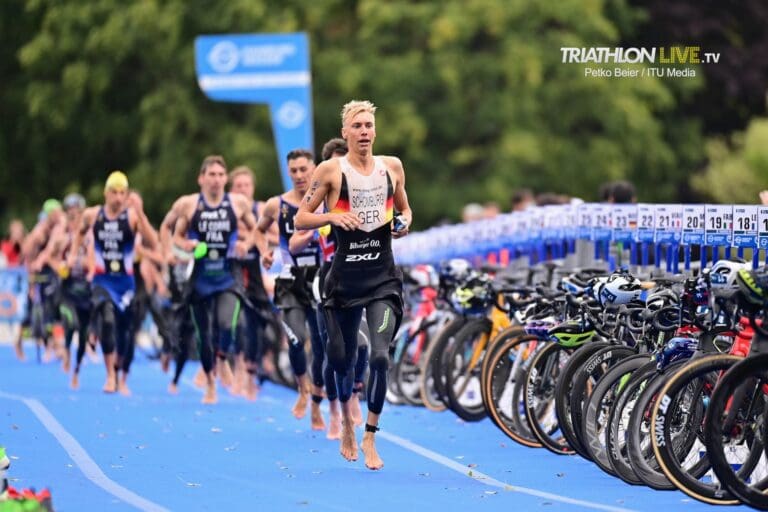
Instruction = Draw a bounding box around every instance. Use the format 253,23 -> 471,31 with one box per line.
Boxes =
11,100 -> 413,470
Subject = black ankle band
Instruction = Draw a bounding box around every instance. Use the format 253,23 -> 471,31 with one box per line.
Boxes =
311,394 -> 323,404
365,423 -> 380,433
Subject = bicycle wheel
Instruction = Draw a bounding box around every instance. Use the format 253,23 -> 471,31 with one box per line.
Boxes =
480,325 -> 525,408
523,341 -> 575,455
582,353 -> 650,476
553,342 -> 611,460
419,316 -> 466,411
652,354 -> 744,505
705,353 -> 768,509
483,332 -> 543,447
605,359 -> 658,485
445,317 -> 493,421
626,360 -> 689,490
570,345 -> 637,463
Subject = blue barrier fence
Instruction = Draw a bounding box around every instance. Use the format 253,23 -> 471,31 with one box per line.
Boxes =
393,202 -> 768,272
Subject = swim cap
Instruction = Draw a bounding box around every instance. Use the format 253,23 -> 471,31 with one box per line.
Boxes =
42,198 -> 62,215
63,193 -> 86,210
105,170 -> 129,191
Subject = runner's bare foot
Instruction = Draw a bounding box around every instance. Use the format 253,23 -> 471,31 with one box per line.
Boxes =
340,422 -> 358,462
361,431 -> 384,470
70,372 -> 79,390
244,378 -> 259,401
118,375 -> 131,396
14,338 -> 25,361
62,350 -> 71,373
311,402 -> 326,431
103,375 -> 117,393
218,359 -> 234,388
193,366 -> 206,388
292,389 -> 309,419
202,376 -> 217,404
327,412 -> 342,440
160,353 -> 170,373
117,380 -> 131,396
350,393 -> 363,427
168,382 -> 178,395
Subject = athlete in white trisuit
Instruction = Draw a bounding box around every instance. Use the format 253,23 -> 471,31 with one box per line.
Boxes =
296,100 -> 412,470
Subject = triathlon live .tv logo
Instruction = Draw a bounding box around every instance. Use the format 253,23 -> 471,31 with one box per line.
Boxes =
561,46 -> 721,79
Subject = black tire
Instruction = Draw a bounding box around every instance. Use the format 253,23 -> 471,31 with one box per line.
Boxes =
705,353 -> 768,509
553,342 -> 611,460
480,325 -> 525,408
582,353 -> 650,476
625,360 -> 689,490
570,345 -> 637,463
445,317 -> 493,421
419,316 -> 467,411
483,333 -> 543,447
605,359 -> 659,486
652,354 -> 743,505
524,341 -> 575,455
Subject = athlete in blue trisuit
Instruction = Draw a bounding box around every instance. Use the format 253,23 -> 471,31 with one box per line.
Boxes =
158,209 -> 197,395
296,100 -> 413,470
170,155 -> 264,404
256,150 -> 327,429
69,171 -> 158,394
289,137 -> 371,440
228,166 -> 276,400
43,193 -> 94,388
17,199 -> 66,362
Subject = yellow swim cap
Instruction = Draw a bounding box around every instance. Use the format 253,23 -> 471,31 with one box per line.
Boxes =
318,224 -> 331,238
105,170 -> 129,191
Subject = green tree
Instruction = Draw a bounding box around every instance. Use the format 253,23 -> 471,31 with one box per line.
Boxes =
691,118 -> 768,204
0,0 -> 739,231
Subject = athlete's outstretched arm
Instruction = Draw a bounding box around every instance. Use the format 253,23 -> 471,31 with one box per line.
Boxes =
159,196 -> 188,263
171,197 -> 197,252
67,207 -> 98,269
295,162 -> 359,231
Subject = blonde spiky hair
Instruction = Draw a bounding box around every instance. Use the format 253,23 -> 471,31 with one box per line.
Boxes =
341,100 -> 377,126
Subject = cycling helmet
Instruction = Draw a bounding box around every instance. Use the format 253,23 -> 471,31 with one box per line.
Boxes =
547,319 -> 595,347
440,258 -> 471,282
707,259 -> 749,287
450,274 -> 491,315
656,336 -> 698,370
736,268 -> 768,305
524,317 -> 557,338
408,264 -> 439,288
645,288 -> 679,311
586,276 -> 611,302
597,273 -> 642,307
63,193 -> 86,210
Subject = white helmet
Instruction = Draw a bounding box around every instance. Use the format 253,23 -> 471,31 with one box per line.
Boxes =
440,258 -> 471,282
597,273 -> 642,306
708,260 -> 750,287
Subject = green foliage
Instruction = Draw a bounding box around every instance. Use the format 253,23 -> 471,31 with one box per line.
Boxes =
691,119 -> 768,204
0,0 -> 760,232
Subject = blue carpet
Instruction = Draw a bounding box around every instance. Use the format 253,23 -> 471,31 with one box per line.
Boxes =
0,346 -> 742,511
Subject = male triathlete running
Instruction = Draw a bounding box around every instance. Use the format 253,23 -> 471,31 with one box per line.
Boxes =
53,193 -> 93,387
296,100 -> 412,470
290,137 -> 370,439
170,155 -> 262,404
70,171 -> 157,395
18,199 -> 66,362
228,165 -> 276,400
256,150 -> 326,427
